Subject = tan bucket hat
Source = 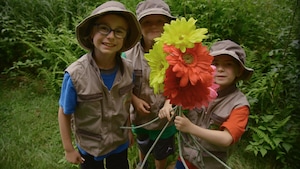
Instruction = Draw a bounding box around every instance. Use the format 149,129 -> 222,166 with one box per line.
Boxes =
76,1 -> 141,51
210,40 -> 254,81
136,0 -> 176,21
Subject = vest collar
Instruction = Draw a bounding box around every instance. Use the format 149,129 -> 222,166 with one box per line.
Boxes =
217,85 -> 237,98
87,52 -> 100,71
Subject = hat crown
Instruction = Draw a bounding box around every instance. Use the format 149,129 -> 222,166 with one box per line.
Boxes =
91,1 -> 126,15
210,40 -> 246,64
136,0 -> 174,21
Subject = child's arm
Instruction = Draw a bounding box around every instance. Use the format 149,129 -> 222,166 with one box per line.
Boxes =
174,114 -> 233,147
58,107 -> 84,164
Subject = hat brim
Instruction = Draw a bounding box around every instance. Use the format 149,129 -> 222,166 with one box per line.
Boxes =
137,8 -> 176,21
210,50 -> 254,81
76,7 -> 141,52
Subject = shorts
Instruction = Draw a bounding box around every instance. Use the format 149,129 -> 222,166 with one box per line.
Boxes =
137,134 -> 175,160
79,148 -> 129,169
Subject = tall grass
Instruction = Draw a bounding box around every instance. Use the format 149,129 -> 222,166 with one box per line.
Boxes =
0,78 -> 176,169
0,78 -> 72,169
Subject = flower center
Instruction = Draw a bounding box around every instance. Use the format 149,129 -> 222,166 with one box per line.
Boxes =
179,35 -> 184,40
160,63 -> 164,69
183,54 -> 194,64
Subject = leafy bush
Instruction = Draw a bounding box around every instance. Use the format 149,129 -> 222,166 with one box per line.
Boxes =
243,42 -> 300,168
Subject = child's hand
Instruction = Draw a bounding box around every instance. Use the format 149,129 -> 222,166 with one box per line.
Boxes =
174,114 -> 193,133
158,107 -> 174,121
65,149 -> 85,164
158,100 -> 174,121
132,95 -> 150,115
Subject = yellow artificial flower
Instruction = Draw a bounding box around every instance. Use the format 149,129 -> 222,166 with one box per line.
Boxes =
144,41 -> 169,94
159,17 -> 208,53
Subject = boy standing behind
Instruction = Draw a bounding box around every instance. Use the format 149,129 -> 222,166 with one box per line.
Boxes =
123,0 -> 176,168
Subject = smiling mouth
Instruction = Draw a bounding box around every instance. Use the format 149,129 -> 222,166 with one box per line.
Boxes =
216,76 -> 226,78
104,43 -> 114,46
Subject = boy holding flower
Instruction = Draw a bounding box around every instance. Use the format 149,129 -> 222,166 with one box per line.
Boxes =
160,40 -> 253,169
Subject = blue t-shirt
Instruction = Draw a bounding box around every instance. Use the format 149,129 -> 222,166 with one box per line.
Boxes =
59,68 -> 128,160
59,67 -> 117,113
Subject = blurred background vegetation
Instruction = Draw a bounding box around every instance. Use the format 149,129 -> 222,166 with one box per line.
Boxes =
0,0 -> 299,168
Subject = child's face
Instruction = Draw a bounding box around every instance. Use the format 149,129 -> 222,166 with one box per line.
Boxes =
91,14 -> 128,56
212,55 -> 242,90
140,14 -> 170,43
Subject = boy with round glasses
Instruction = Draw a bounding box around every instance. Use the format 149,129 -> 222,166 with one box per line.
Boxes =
58,1 -> 141,169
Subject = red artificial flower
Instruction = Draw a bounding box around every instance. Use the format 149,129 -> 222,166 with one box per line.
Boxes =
164,65 -> 217,110
164,43 -> 214,87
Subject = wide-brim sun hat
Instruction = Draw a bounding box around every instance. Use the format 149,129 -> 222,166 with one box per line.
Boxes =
76,1 -> 141,52
210,40 -> 254,81
136,0 -> 176,21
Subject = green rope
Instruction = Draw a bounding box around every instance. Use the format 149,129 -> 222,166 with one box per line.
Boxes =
189,134 -> 231,169
120,106 -> 232,169
177,106 -> 190,169
178,132 -> 189,169
120,106 -> 177,169
179,132 -> 205,169
177,106 -> 231,169
139,113 -> 175,169
120,116 -> 160,129
188,134 -> 205,169
120,106 -> 178,129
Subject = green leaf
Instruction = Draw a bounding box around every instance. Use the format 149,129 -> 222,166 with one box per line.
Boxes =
258,126 -> 266,130
273,138 -> 282,146
261,115 -> 274,122
259,148 -> 267,157
282,143 -> 292,152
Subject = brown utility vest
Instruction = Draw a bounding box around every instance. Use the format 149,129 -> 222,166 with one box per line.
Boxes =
181,85 -> 249,169
124,42 -> 171,130
66,53 -> 133,157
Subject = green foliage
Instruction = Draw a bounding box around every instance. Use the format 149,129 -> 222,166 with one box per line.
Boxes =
167,0 -> 298,50
246,115 -> 292,156
241,38 -> 300,168
28,25 -> 82,94
227,140 -> 274,169
0,0 -> 97,73
3,25 -> 81,94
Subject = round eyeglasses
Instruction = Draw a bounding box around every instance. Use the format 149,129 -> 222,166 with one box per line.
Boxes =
94,24 -> 127,39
